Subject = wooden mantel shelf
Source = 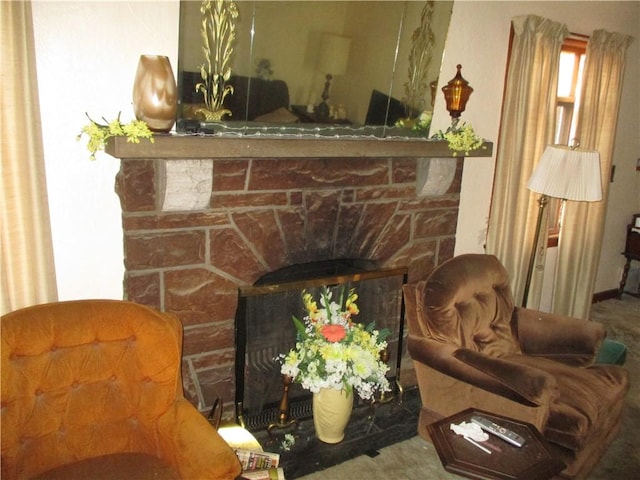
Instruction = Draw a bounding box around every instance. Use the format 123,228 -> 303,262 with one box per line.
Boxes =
106,134 -> 493,159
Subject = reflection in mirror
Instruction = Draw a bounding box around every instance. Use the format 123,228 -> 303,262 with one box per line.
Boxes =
178,0 -> 453,137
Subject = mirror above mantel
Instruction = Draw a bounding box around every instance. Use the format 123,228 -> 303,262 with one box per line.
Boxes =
177,0 -> 454,138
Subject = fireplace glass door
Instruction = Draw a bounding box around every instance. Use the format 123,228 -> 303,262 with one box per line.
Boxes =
235,263 -> 407,430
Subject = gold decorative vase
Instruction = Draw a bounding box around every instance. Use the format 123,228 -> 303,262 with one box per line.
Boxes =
312,388 -> 353,443
132,55 -> 177,132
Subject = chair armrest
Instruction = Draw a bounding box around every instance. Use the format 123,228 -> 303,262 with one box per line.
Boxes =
156,399 -> 242,480
515,307 -> 606,366
453,348 -> 559,406
408,335 -> 556,407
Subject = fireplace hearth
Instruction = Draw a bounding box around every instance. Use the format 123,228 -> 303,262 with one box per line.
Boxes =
253,387 -> 423,479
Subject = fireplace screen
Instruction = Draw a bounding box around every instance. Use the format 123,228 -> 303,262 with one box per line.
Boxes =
234,260 -> 407,430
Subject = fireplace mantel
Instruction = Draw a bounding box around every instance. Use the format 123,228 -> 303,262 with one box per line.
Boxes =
105,134 -> 492,159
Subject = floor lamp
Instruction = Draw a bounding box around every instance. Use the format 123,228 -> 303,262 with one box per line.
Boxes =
522,145 -> 603,308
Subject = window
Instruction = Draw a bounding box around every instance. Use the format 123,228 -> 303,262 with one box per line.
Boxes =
548,36 -> 588,244
554,38 -> 587,145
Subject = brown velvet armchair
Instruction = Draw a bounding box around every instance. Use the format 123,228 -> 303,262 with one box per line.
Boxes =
1,300 -> 242,480
403,254 -> 629,480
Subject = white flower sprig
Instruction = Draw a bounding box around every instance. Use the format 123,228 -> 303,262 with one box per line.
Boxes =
281,433 -> 296,451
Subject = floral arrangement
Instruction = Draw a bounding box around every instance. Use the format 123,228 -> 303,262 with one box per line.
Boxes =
77,113 -> 153,160
431,122 -> 486,156
279,287 -> 391,400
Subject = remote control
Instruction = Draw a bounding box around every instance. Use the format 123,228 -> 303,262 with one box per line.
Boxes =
470,415 -> 526,447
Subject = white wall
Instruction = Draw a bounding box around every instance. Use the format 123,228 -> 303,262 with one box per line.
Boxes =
32,0 -> 180,300
32,1 -> 638,300
442,1 -> 639,293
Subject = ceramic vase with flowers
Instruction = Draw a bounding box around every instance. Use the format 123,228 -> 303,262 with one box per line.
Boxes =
279,287 -> 391,443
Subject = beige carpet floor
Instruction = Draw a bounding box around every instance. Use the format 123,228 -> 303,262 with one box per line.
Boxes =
298,294 -> 640,480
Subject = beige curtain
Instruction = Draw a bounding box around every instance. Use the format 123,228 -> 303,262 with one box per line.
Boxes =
485,15 -> 568,308
1,1 -> 58,314
553,30 -> 634,318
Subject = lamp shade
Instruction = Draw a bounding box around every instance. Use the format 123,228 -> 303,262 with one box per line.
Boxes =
317,33 -> 351,76
441,64 -> 473,118
527,145 -> 602,202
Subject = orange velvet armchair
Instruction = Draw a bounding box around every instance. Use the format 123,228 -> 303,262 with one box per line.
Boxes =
1,300 -> 242,480
403,254 -> 629,480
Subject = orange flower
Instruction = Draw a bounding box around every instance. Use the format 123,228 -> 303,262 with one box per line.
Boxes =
321,324 -> 347,343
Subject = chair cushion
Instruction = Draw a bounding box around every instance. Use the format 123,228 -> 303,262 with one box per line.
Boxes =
31,453 -> 179,480
505,354 -> 629,451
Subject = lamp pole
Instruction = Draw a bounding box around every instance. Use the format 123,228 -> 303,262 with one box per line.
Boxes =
522,194 -> 549,308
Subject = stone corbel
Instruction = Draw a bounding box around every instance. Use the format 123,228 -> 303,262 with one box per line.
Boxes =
158,159 -> 214,211
416,157 -> 458,196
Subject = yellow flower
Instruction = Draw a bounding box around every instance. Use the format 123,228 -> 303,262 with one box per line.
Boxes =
78,114 -> 154,160
285,350 -> 299,363
320,343 -> 342,361
303,291 -> 318,315
432,122 -> 485,156
345,291 -> 359,315
107,119 -> 124,136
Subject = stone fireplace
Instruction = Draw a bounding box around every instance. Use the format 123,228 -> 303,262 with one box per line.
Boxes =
107,135 -> 492,415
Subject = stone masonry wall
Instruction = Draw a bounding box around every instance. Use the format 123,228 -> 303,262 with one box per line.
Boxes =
115,156 -> 463,413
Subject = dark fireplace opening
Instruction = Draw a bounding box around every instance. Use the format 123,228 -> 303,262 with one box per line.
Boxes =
234,259 -> 407,431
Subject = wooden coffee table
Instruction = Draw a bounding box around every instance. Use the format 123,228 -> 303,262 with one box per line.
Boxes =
426,408 -> 565,480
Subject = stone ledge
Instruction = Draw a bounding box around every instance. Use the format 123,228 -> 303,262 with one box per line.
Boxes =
106,134 -> 493,159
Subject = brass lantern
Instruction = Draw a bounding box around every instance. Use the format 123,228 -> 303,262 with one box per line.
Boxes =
442,64 -> 473,123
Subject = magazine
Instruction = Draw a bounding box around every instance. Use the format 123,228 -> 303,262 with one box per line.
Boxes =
234,449 -> 280,471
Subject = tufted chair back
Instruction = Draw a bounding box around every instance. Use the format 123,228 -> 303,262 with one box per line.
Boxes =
1,300 -> 241,480
411,253 -> 521,357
